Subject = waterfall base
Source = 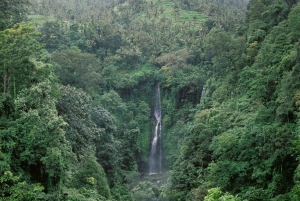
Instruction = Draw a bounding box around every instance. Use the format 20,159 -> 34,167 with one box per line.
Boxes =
148,172 -> 163,176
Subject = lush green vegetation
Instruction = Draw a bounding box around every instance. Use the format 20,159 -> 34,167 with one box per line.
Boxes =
1,0 -> 300,200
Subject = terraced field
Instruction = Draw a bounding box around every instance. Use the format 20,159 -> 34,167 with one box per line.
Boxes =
154,0 -> 206,23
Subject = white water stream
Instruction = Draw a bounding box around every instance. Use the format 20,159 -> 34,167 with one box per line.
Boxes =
149,84 -> 163,175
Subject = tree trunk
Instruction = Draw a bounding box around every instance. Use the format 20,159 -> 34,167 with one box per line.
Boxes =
3,73 -> 10,93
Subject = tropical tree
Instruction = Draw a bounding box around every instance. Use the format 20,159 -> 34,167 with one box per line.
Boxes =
0,0 -> 29,31
0,22 -> 43,96
11,80 -> 75,197
52,46 -> 103,95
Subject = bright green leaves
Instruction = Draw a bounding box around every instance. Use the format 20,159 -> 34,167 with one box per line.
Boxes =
56,85 -> 121,190
56,85 -> 100,161
288,2 -> 300,41
163,120 -> 189,167
258,24 -> 292,67
38,21 -> 69,52
0,0 -> 30,31
165,1 -> 300,200
6,76 -> 115,199
99,90 -> 127,117
91,106 -> 117,132
131,181 -> 159,201
71,157 -> 111,200
116,45 -> 142,68
210,129 -> 241,160
0,22 -> 43,95
0,21 -> 73,199
204,28 -> 246,81
52,46 -> 103,96
41,147 -> 64,178
204,101 -> 297,198
13,80 -> 74,193
0,171 -> 44,201
247,0 -> 267,21
0,80 -> 75,200
2,0 -> 300,200
276,70 -> 299,118
156,48 -> 192,74
204,187 -> 242,201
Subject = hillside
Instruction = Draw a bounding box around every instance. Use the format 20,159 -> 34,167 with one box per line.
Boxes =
1,0 -> 300,200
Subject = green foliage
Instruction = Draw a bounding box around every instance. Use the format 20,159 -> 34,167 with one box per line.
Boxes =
247,0 -> 267,21
204,187 -> 242,201
205,28 -> 245,74
125,171 -> 140,189
168,6 -> 300,196
0,0 -> 29,31
91,106 -> 117,133
72,157 -> 111,200
131,181 -> 156,201
56,85 -> 99,160
163,120 -> 189,167
134,101 -> 151,160
3,0 -> 300,200
56,85 -> 120,188
13,80 -> 75,194
61,187 -> 106,201
38,21 -> 68,52
0,171 -> 44,201
52,46 -> 103,96
98,88 -> 152,170
288,2 -> 300,41
110,182 -> 135,201
0,22 -> 44,95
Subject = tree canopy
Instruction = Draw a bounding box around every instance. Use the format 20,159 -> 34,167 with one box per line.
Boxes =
1,0 -> 300,200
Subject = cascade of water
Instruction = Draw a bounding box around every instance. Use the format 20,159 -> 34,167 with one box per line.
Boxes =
149,84 -> 163,175
201,86 -> 205,99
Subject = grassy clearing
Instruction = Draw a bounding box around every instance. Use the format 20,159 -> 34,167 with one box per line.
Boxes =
28,14 -> 55,26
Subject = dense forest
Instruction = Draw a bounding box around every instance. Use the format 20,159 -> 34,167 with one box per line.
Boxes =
1,0 -> 300,200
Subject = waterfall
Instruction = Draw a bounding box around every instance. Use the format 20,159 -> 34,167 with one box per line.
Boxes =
149,84 -> 163,175
201,86 -> 205,99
